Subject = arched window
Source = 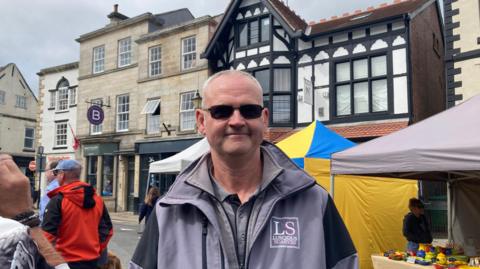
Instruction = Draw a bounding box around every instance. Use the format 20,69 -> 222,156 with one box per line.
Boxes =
56,77 -> 70,111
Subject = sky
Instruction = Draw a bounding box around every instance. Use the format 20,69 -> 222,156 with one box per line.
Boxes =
0,0 -> 442,96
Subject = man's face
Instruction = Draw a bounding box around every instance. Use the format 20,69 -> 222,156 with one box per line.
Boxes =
45,164 -> 56,182
196,73 -> 269,159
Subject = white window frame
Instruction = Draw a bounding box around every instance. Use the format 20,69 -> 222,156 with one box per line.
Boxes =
181,36 -> 196,70
55,122 -> 68,147
15,95 -> 27,109
90,99 -> 103,135
69,87 -> 76,106
149,46 -> 162,77
57,86 -> 69,111
49,91 -> 56,109
179,91 -> 195,131
116,94 -> 129,132
24,127 -> 35,149
93,45 -> 105,74
0,90 -> 5,104
118,37 -> 132,67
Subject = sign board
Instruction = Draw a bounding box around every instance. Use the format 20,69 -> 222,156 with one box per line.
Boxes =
87,105 -> 104,125
35,155 -> 46,174
303,78 -> 313,105
28,161 -> 36,171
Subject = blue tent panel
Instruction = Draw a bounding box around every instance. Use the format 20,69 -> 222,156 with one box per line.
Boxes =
305,121 -> 356,159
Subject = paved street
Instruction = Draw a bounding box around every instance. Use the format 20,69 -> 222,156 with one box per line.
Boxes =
109,212 -> 141,269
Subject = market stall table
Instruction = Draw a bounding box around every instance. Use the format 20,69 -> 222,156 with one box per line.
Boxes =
371,255 -> 434,269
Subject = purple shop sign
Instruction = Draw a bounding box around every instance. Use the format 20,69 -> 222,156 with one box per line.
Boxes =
87,105 -> 104,125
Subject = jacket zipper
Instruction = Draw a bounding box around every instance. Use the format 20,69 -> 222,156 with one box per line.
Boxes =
202,216 -> 208,269
244,182 -> 315,268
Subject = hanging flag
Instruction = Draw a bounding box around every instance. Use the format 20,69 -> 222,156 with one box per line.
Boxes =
68,123 -> 80,150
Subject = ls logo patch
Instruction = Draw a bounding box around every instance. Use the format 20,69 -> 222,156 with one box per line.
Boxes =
270,217 -> 300,248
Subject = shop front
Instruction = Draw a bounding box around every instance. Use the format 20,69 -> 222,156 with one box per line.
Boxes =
83,143 -> 118,210
135,137 -> 201,211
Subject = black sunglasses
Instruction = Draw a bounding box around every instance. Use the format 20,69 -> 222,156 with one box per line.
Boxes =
204,104 -> 264,120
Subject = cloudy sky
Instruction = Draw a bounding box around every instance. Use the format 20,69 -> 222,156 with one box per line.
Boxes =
0,0 -> 439,96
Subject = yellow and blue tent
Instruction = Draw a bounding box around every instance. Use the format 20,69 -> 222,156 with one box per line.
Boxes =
277,121 -> 417,269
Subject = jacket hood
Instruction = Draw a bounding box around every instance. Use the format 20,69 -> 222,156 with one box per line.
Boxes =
48,181 -> 97,209
161,141 -> 315,205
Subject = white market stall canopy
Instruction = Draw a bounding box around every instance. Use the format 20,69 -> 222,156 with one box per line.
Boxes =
331,94 -> 480,252
149,138 -> 210,174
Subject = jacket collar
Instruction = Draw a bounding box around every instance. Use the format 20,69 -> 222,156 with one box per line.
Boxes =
160,141 -> 314,206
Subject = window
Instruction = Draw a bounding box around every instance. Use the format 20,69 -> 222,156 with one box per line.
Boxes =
273,69 -> 291,92
118,37 -> 132,67
149,46 -> 162,76
273,95 -> 291,123
57,86 -> 69,111
254,69 -> 270,94
69,88 -> 76,106
237,16 -> 270,47
90,99 -> 103,135
24,127 -> 34,149
334,55 -> 389,117
182,36 -> 196,70
180,92 -> 195,131
116,95 -> 129,132
15,95 -> 27,109
102,155 -> 114,196
0,90 -> 5,104
93,45 -> 105,74
142,99 -> 161,134
49,91 -> 56,108
55,122 -> 68,147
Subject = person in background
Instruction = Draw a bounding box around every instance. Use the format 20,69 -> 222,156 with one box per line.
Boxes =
39,160 -> 60,223
403,198 -> 433,252
0,154 -> 69,269
42,159 -> 113,269
139,186 -> 160,224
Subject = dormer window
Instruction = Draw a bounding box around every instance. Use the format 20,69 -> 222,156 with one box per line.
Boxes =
237,16 -> 270,48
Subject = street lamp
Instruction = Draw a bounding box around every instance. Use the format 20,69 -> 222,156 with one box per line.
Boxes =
192,89 -> 202,109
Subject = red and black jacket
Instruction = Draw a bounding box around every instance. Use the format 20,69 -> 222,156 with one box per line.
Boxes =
42,181 -> 113,263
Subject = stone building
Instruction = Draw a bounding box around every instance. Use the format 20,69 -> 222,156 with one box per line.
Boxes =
75,5 -> 217,211
203,0 -> 445,142
36,62 -> 79,191
0,63 -> 37,179
444,0 -> 480,107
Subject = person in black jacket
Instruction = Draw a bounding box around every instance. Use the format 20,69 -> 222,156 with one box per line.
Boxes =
139,187 -> 160,224
403,198 -> 433,252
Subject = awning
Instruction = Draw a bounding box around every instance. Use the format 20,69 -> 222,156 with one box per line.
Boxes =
141,99 -> 160,115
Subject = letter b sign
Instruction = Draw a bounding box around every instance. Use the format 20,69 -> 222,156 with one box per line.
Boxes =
87,106 -> 105,125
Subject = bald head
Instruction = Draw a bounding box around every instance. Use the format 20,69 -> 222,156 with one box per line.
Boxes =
201,70 -> 264,108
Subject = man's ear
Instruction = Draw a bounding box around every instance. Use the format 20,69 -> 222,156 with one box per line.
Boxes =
262,107 -> 269,127
196,109 -> 206,135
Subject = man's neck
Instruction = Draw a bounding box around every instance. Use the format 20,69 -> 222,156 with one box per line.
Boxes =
211,151 -> 263,204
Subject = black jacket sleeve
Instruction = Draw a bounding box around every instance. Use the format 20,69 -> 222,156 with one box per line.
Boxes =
323,195 -> 357,269
130,207 -> 159,269
98,202 -> 113,248
41,194 -> 63,240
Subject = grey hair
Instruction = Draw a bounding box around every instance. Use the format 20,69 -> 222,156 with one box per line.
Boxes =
201,70 -> 264,107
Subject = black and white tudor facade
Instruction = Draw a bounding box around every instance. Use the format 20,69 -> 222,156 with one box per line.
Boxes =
203,0 -> 445,141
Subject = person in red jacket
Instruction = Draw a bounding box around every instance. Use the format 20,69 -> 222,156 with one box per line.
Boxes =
42,159 -> 113,269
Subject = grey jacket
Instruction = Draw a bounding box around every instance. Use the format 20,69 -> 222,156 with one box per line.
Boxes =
130,142 -> 358,269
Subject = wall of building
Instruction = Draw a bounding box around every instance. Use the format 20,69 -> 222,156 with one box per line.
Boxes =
0,64 -> 37,155
410,3 -> 445,123
38,68 -> 78,154
452,0 -> 480,104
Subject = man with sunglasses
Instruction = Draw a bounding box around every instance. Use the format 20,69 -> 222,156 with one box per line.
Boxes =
130,70 -> 358,269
